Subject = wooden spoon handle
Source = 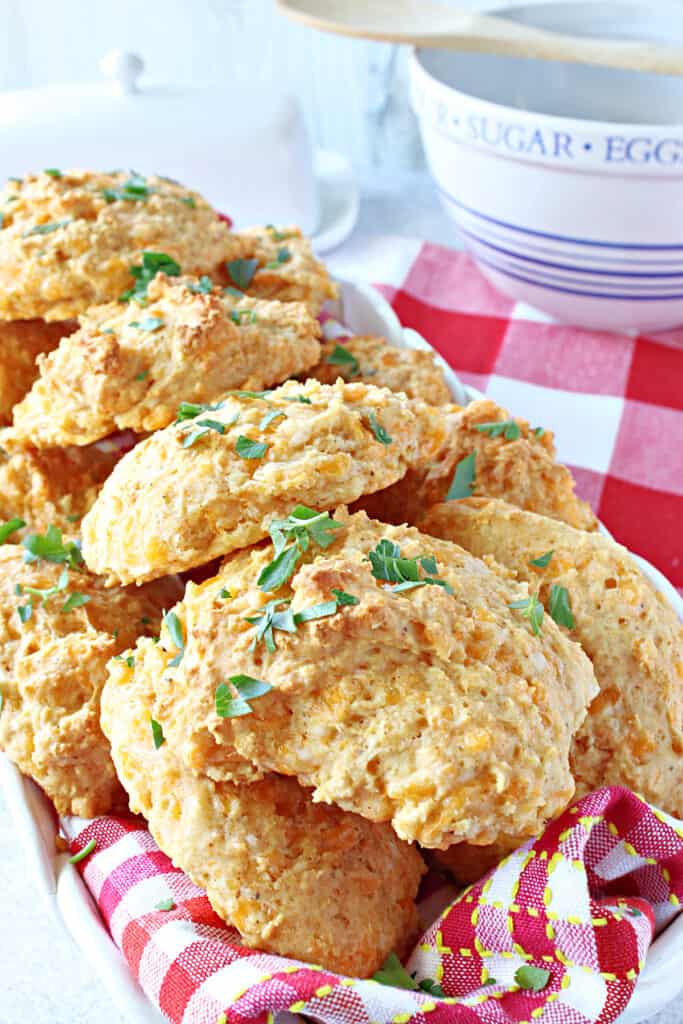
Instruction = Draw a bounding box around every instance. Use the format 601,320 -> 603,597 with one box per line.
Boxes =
277,0 -> 683,76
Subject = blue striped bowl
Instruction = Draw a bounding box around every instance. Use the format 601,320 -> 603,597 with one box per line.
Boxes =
410,3 -> 683,331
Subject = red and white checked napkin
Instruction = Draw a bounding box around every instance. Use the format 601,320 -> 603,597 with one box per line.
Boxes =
64,788 -> 683,1024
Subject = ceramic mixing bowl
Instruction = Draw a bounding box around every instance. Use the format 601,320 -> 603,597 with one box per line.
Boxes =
410,2 -> 683,331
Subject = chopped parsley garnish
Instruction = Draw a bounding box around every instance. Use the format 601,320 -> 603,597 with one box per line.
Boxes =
514,966 -> 551,992
266,225 -> 290,241
331,588 -> 359,606
548,584 -> 575,629
150,719 -> 165,749
225,390 -> 273,402
22,525 -> 83,570
66,514 -> 82,523
246,593 -> 345,652
69,839 -> 97,864
257,507 -> 344,592
372,952 -> 444,996
446,452 -> 476,500
155,897 -> 175,911
114,654 -> 135,668
0,517 -> 26,545
224,286 -> 244,299
230,308 -> 257,326
219,588 -> 232,599
17,602 -> 32,624
530,550 -> 554,569
215,675 -> 272,718
259,409 -> 286,431
129,316 -> 164,332
367,540 -> 453,594
103,173 -> 153,203
367,411 -> 392,445
181,418 -> 227,448
509,593 -> 544,635
180,196 -> 196,208
187,275 -> 213,294
176,399 -> 224,423
61,592 -> 91,613
473,419 -> 521,441
120,252 -> 181,303
327,343 -> 359,377
282,394 -> 312,405
482,977 -> 497,987
235,435 -> 268,460
23,218 -> 72,237
264,246 -> 292,269
19,567 -> 69,607
135,370 -> 149,381
226,258 -> 259,290
534,426 -> 545,438
163,610 -> 185,666
44,168 -> 62,178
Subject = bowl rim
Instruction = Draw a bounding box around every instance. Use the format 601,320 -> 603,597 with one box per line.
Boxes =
410,45 -> 683,136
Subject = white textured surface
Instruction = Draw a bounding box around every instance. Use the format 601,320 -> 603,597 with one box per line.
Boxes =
0,173 -> 682,1024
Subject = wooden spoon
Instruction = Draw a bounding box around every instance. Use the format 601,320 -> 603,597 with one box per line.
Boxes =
277,0 -> 683,76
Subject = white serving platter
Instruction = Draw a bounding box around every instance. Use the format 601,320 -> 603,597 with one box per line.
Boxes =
1,276 -> 682,1024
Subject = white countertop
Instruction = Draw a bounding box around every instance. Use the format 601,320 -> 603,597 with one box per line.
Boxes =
1,173 -> 681,1024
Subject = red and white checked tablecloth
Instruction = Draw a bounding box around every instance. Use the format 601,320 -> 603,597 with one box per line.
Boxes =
331,238 -> 683,590
63,244 -> 683,1024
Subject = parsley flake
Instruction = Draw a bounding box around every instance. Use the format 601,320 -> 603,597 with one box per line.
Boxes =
548,584 -> 575,629
514,966 -> 551,992
135,370 -> 149,381
69,839 -> 97,864
226,258 -> 259,290
235,435 -> 268,460
151,719 -> 165,749
509,593 -> 544,635
180,196 -> 196,208
61,592 -> 91,613
257,507 -> 345,592
367,411 -> 392,445
187,275 -> 213,294
219,588 -> 232,600
114,654 -> 135,668
129,316 -> 164,332
155,897 -> 175,911
44,168 -> 62,178
259,409 -> 286,430
181,418 -> 227,448
163,610 -> 185,666
176,399 -> 224,423
368,540 -> 453,594
282,394 -> 312,405
264,246 -> 292,269
331,588 -> 359,606
120,252 -> 181,303
327,343 -> 359,377
215,675 -> 272,718
534,426 -> 545,438
230,308 -> 257,326
530,550 -> 554,569
266,225 -> 290,241
223,286 -> 244,299
103,173 -> 153,203
0,518 -> 26,545
17,602 -> 32,624
446,452 -> 476,500
474,419 -> 521,441
22,525 -> 83,570
23,218 -> 72,237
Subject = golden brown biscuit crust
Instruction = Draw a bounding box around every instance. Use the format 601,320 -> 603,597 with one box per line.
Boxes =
223,225 -> 338,314
421,497 -> 683,817
81,379 -> 425,584
147,508 -> 597,850
0,544 -> 180,816
0,170 -> 243,321
11,276 -> 322,446
0,319 -> 76,425
102,640 -> 424,976
356,398 -> 598,532
306,335 -> 452,405
0,441 -> 122,536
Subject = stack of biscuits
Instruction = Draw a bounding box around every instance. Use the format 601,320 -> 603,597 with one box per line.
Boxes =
0,168 -> 680,979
